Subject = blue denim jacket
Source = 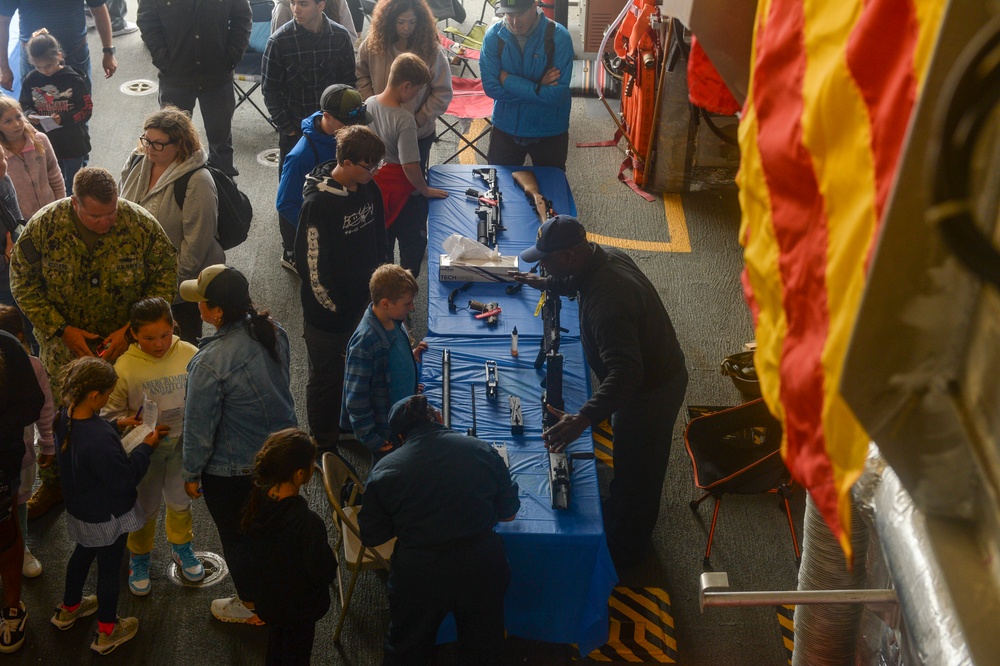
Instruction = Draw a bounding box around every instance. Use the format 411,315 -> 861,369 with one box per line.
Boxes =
182,316 -> 296,481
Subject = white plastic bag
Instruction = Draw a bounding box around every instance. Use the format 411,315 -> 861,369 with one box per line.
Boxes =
442,233 -> 501,262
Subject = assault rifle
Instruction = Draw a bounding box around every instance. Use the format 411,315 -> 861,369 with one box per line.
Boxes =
536,284 -> 569,510
466,168 -> 504,248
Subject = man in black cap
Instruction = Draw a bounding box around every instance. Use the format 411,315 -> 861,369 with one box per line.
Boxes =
359,394 -> 520,665
276,84 -> 371,272
511,215 -> 688,568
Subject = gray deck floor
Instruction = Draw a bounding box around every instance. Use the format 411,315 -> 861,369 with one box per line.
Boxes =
9,3 -> 801,663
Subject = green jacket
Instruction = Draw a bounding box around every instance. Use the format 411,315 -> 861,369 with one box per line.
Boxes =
9,198 -> 178,378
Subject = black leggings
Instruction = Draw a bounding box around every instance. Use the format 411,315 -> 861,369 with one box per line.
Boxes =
266,622 -> 317,665
202,474 -> 255,601
63,533 -> 128,624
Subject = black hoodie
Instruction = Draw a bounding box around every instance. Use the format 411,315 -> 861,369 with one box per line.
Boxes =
247,494 -> 337,624
294,160 -> 387,334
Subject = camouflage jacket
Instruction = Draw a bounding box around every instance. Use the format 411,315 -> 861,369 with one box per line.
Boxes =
9,198 -> 178,377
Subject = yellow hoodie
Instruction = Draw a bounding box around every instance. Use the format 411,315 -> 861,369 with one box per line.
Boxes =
102,336 -> 197,452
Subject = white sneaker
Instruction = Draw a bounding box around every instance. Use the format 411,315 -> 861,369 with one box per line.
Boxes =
21,549 -> 41,578
210,597 -> 263,624
111,21 -> 138,37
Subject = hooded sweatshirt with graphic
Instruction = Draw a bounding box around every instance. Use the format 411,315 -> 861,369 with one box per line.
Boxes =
294,160 -> 387,334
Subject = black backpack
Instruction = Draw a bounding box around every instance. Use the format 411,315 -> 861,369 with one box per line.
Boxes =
173,165 -> 253,251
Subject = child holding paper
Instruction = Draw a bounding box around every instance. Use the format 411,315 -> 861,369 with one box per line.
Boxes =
101,297 -> 204,597
52,357 -> 165,654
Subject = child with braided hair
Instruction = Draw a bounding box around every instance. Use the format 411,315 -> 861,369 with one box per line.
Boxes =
51,357 -> 167,655
242,428 -> 336,665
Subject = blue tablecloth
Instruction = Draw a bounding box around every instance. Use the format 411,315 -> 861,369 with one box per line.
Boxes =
426,165 -> 580,338
420,336 -> 617,654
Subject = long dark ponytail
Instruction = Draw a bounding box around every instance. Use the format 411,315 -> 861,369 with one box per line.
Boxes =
208,295 -> 281,363
240,428 -> 317,533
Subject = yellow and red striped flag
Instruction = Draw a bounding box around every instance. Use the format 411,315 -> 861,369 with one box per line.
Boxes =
737,0 -> 945,558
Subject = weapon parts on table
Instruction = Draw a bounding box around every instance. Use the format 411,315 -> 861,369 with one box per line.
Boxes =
485,361 -> 499,399
469,298 -> 501,326
467,384 -> 477,437
442,349 -> 451,429
512,170 -> 555,224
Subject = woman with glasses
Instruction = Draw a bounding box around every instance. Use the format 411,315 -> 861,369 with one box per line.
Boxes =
356,0 -> 452,174
119,107 -> 224,343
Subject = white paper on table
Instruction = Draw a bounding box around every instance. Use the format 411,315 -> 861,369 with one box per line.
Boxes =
29,115 -> 60,132
121,398 -> 158,454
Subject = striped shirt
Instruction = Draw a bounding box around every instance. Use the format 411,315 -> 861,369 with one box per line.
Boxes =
262,16 -> 356,135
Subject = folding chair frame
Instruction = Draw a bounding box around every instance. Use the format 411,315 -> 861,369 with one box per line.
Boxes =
233,77 -> 277,131
685,400 -> 802,568
436,115 -> 492,163
320,452 -> 393,642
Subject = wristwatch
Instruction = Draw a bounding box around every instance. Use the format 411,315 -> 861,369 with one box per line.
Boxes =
102,46 -> 116,55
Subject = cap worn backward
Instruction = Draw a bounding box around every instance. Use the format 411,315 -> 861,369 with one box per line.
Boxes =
496,0 -> 535,13
179,264 -> 229,303
518,214 -> 587,263
321,84 -> 372,125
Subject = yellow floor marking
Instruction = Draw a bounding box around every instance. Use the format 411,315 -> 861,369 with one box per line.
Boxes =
460,118 -> 488,165
778,615 -> 794,631
594,449 -> 614,466
592,431 -> 613,449
608,596 -> 677,650
662,194 -> 691,252
585,193 -> 691,253
618,588 -> 675,629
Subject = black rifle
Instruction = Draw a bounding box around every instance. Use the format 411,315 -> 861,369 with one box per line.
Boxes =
534,278 -> 567,369
465,167 -> 504,248
537,284 -> 568,509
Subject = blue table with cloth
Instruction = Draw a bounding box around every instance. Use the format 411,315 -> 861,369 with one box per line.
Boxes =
421,166 -> 617,655
421,339 -> 617,654
425,165 -> 579,338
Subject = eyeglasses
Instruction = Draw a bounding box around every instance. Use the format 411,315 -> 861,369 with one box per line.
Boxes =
358,159 -> 385,174
139,135 -> 177,151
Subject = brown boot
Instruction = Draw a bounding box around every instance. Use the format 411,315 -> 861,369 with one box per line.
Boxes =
26,482 -> 62,519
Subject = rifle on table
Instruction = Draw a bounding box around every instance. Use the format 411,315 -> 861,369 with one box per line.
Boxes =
513,170 -> 556,224
535,283 -> 569,509
466,167 -> 504,248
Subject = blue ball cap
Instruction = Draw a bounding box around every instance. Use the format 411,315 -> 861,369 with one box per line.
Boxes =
519,215 -> 588,263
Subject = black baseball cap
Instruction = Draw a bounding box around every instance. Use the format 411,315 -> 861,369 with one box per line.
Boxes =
519,215 -> 588,263
496,0 -> 535,14
320,84 -> 372,125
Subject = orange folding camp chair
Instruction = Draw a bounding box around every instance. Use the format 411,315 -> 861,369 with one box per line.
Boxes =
685,398 -> 801,567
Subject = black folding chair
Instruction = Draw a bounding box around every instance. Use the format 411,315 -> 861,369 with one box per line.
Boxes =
234,0 -> 277,131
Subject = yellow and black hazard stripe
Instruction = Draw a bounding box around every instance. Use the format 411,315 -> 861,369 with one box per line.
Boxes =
585,587 -> 678,663
592,420 -> 614,469
777,605 -> 794,664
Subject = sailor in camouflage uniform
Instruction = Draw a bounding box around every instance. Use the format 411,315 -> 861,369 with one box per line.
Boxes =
8,167 -> 177,516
